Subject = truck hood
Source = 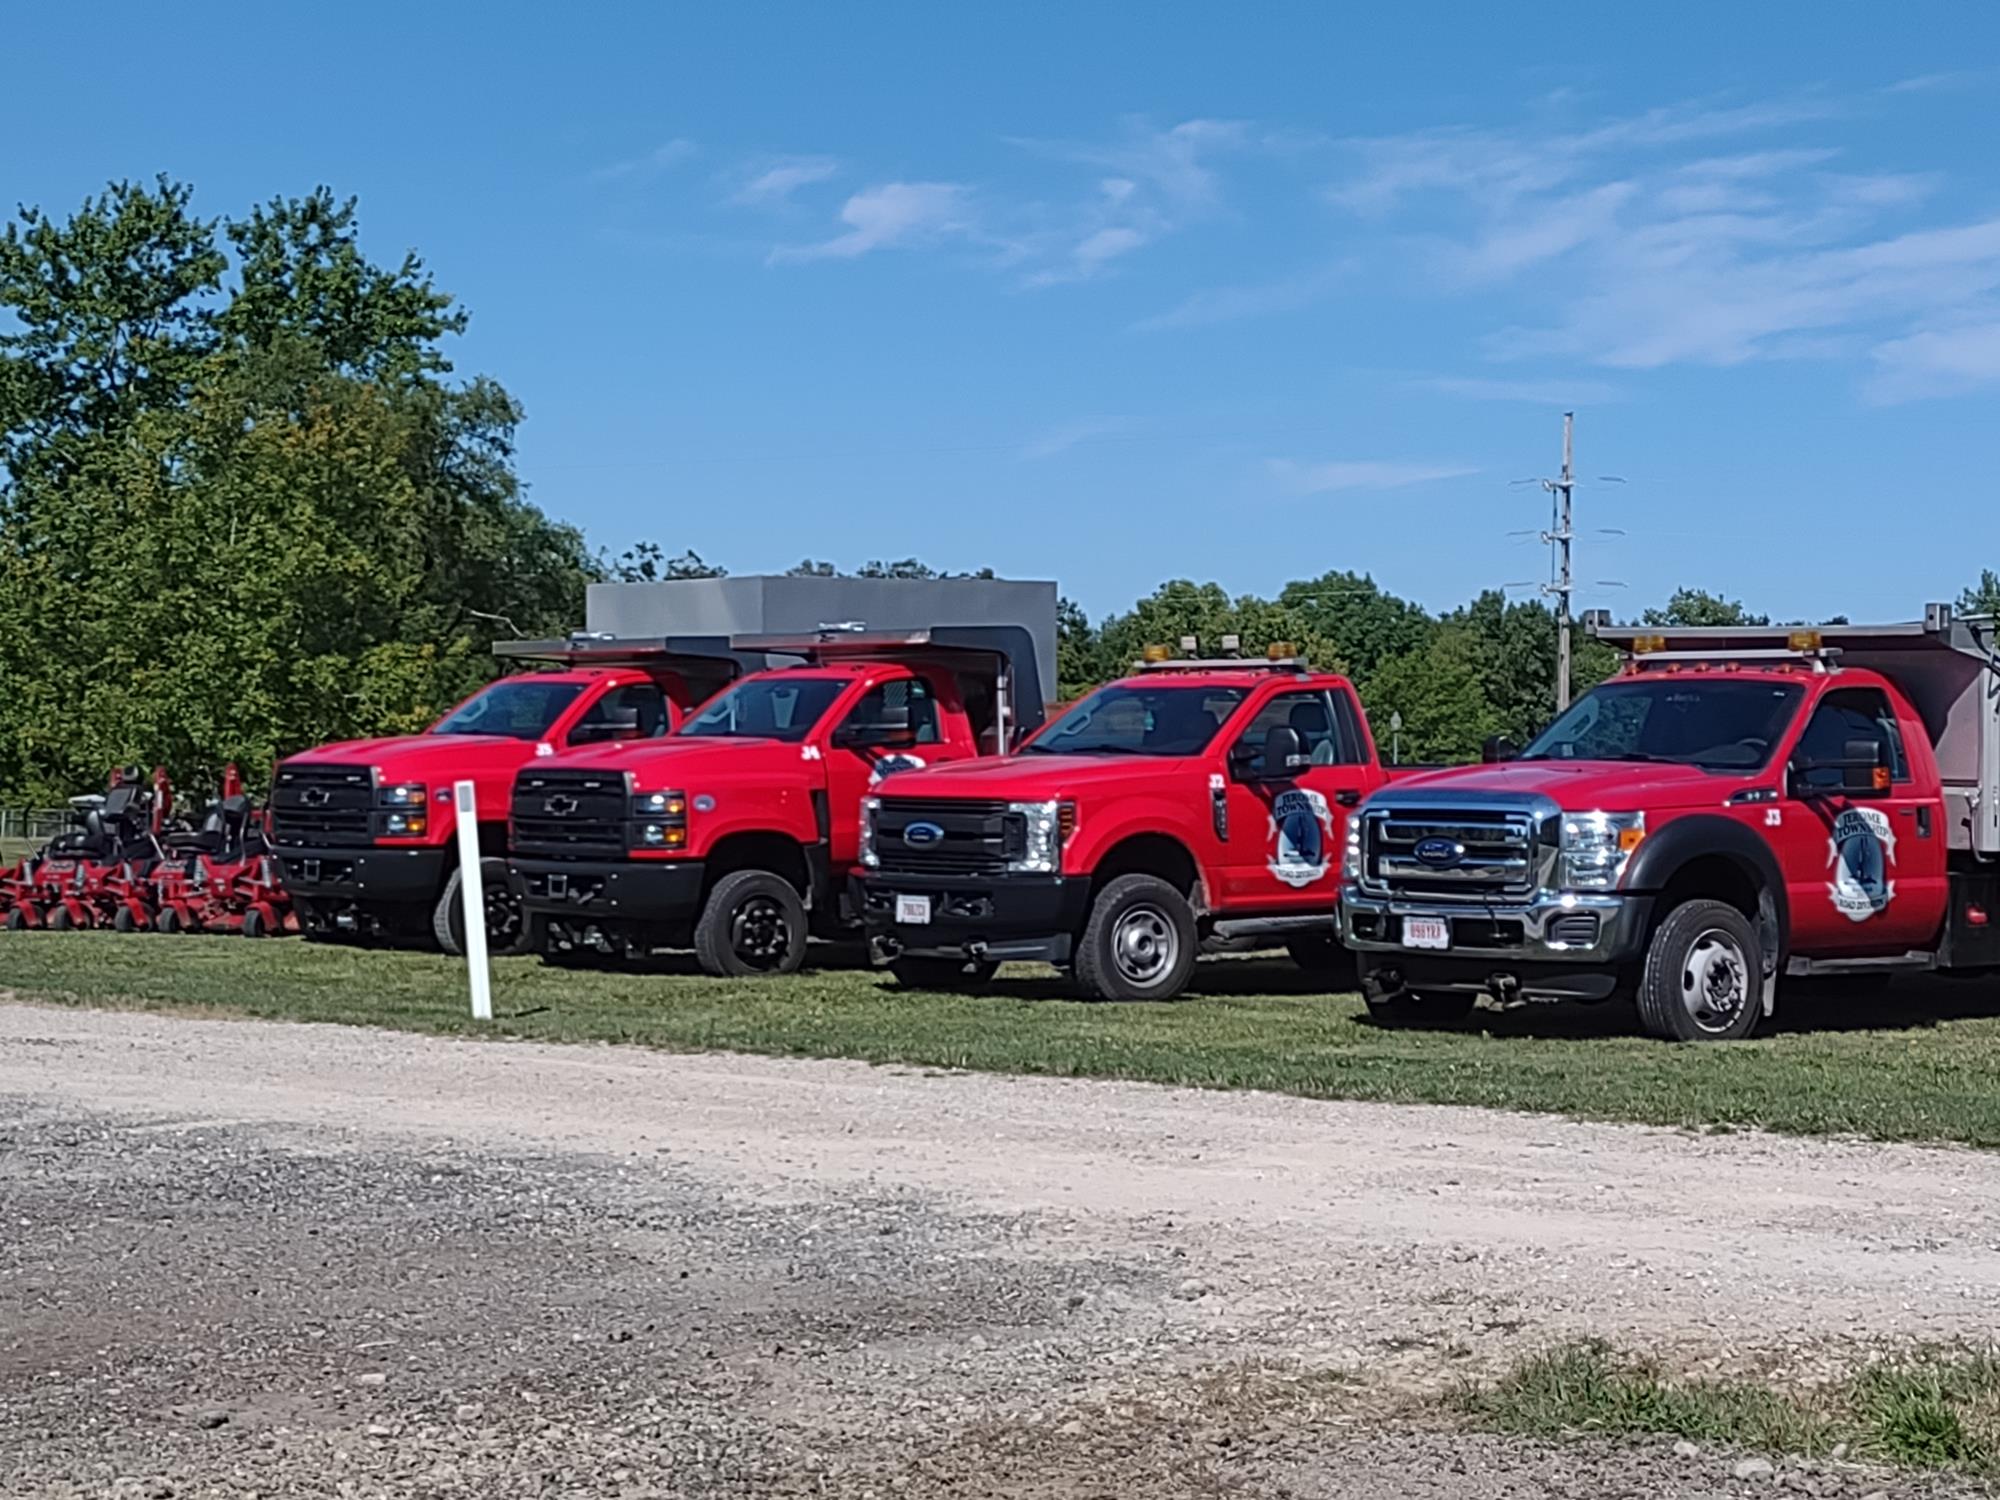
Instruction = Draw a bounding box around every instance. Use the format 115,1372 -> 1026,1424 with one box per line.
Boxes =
537,737 -> 811,790
872,752 -> 1197,799
282,734 -> 540,777
1385,759 -> 1743,812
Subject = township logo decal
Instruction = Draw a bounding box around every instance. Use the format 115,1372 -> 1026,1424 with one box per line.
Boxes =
1828,805 -> 1896,922
870,753 -> 928,785
1267,787 -> 1337,888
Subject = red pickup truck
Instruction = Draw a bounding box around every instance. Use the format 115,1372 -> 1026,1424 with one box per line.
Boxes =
856,648 -> 1392,1000
271,637 -> 749,954
1341,608 -> 2000,1040
507,627 -> 1041,974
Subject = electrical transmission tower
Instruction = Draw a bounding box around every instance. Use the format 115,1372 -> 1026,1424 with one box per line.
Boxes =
1542,412 -> 1576,712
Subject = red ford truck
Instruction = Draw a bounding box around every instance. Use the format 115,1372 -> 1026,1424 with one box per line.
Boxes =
506,626 -> 1043,974
271,637 -> 751,954
856,647 -> 1393,1000
1341,607 -> 2000,1040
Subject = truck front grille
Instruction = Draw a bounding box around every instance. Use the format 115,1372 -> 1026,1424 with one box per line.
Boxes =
874,797 -> 1016,875
1364,808 -> 1544,899
270,765 -> 373,846
511,769 -> 628,859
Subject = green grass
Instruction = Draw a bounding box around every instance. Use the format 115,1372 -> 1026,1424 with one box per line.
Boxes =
1466,1340 -> 2000,1473
3,934 -> 2000,1146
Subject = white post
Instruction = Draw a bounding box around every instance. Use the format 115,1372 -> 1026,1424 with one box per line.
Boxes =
453,780 -> 492,1021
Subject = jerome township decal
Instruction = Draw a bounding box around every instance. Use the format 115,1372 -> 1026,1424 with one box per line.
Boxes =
1828,805 -> 1896,921
1267,787 -> 1337,888
870,752 -> 928,784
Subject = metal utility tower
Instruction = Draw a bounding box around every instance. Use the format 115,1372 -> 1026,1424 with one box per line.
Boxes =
1543,412 -> 1576,712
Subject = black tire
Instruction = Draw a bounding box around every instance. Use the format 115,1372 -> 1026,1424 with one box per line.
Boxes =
46,905 -> 75,932
1363,987 -> 1476,1028
1286,931 -> 1359,988
4,907 -> 30,931
112,905 -> 140,934
242,906 -> 269,939
1636,899 -> 1764,1042
433,858 -> 535,958
888,956 -> 1001,991
692,869 -> 808,978
155,906 -> 181,935
1074,873 -> 1199,1002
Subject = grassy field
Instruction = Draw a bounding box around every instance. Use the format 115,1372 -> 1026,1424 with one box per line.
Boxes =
2,933 -> 2000,1147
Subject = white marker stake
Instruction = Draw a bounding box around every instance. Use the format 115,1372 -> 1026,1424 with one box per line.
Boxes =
453,780 -> 493,1021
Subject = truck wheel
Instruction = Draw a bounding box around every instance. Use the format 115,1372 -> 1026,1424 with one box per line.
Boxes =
1363,987 -> 1475,1028
434,859 -> 535,958
693,869 -> 808,977
1074,874 -> 1198,1002
1286,931 -> 1358,988
887,956 -> 1000,991
1636,899 -> 1763,1042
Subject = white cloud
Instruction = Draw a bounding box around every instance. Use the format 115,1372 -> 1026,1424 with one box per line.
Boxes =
1075,226 -> 1146,265
1414,375 -> 1623,405
1132,262 -> 1350,332
770,182 -> 970,262
1267,458 -> 1477,495
1020,417 -> 1133,460
591,138 -> 697,182
732,156 -> 839,206
1868,319 -> 2000,401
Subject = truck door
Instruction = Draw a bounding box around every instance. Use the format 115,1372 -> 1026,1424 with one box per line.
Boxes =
1216,687 -> 1374,912
820,671 -> 975,866
1775,684 -> 1949,955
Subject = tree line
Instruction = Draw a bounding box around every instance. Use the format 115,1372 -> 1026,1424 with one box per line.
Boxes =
1,179 -> 1993,797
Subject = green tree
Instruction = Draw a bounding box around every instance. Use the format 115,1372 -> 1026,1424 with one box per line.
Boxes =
1959,570 -> 2000,617
1277,570 -> 1433,683
0,181 -> 594,799
610,543 -> 727,582
1361,628 -> 1503,765
1055,596 -> 1101,700
1095,580 -> 1338,675
1642,588 -> 1769,627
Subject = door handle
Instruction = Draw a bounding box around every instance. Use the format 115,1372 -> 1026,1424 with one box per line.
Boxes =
1336,790 -> 1361,807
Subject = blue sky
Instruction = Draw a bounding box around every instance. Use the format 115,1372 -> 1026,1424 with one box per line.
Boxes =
9,4 -> 2000,623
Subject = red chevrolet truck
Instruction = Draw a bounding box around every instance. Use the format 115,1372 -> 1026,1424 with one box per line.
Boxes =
1341,608 -> 2000,1040
506,626 -> 1043,974
271,637 -> 750,954
856,646 -> 1393,1000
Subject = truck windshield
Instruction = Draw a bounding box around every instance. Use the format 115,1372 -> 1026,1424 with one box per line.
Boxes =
434,680 -> 587,739
1025,683 -> 1248,757
678,676 -> 847,743
1522,679 -> 1805,770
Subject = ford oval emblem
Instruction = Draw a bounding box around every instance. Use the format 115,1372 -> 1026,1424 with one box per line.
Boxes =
902,821 -> 945,848
1414,836 -> 1464,868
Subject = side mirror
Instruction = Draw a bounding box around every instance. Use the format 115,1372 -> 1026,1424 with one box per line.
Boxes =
1247,725 -> 1305,781
1482,735 -> 1520,764
836,720 -> 918,750
569,712 -> 641,745
1789,737 -> 1888,797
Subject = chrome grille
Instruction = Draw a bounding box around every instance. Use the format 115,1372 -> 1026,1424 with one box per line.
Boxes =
874,797 -> 1016,876
1364,807 -> 1542,899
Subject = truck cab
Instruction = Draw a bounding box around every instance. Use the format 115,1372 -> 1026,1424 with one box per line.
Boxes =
508,626 -> 1040,975
1341,607 -> 2000,1040
270,637 -> 748,954
857,648 -> 1391,1000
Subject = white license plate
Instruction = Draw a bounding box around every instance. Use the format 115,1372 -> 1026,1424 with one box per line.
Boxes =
1402,916 -> 1449,950
895,894 -> 933,925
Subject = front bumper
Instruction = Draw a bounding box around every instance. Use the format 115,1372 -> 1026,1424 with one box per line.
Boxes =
275,845 -> 447,905
512,855 -> 706,927
855,871 -> 1092,966
1340,887 -> 1652,1002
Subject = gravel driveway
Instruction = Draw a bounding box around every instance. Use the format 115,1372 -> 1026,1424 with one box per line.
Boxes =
3,1002 -> 1997,1498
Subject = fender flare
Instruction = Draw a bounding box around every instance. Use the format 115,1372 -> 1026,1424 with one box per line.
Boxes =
1624,813 -> 1788,1012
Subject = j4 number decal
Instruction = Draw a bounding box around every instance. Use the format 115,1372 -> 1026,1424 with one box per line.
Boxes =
1828,805 -> 1896,922
1267,787 -> 1336,888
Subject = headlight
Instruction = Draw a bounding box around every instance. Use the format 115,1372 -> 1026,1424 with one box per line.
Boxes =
379,782 -> 427,807
860,796 -> 881,869
631,790 -> 687,817
1342,817 -> 1363,882
1559,810 -> 1645,890
384,811 -> 427,836
1007,800 -> 1074,874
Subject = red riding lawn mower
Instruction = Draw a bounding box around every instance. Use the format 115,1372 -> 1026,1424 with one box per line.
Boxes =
2,767 -> 174,931
150,765 -> 293,937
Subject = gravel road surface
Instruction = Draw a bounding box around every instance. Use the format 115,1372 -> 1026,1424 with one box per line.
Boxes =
3,1002 -> 1997,1498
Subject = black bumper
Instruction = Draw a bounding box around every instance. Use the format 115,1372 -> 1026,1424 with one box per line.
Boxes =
854,871 -> 1092,965
275,845 -> 447,905
513,856 -> 707,926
